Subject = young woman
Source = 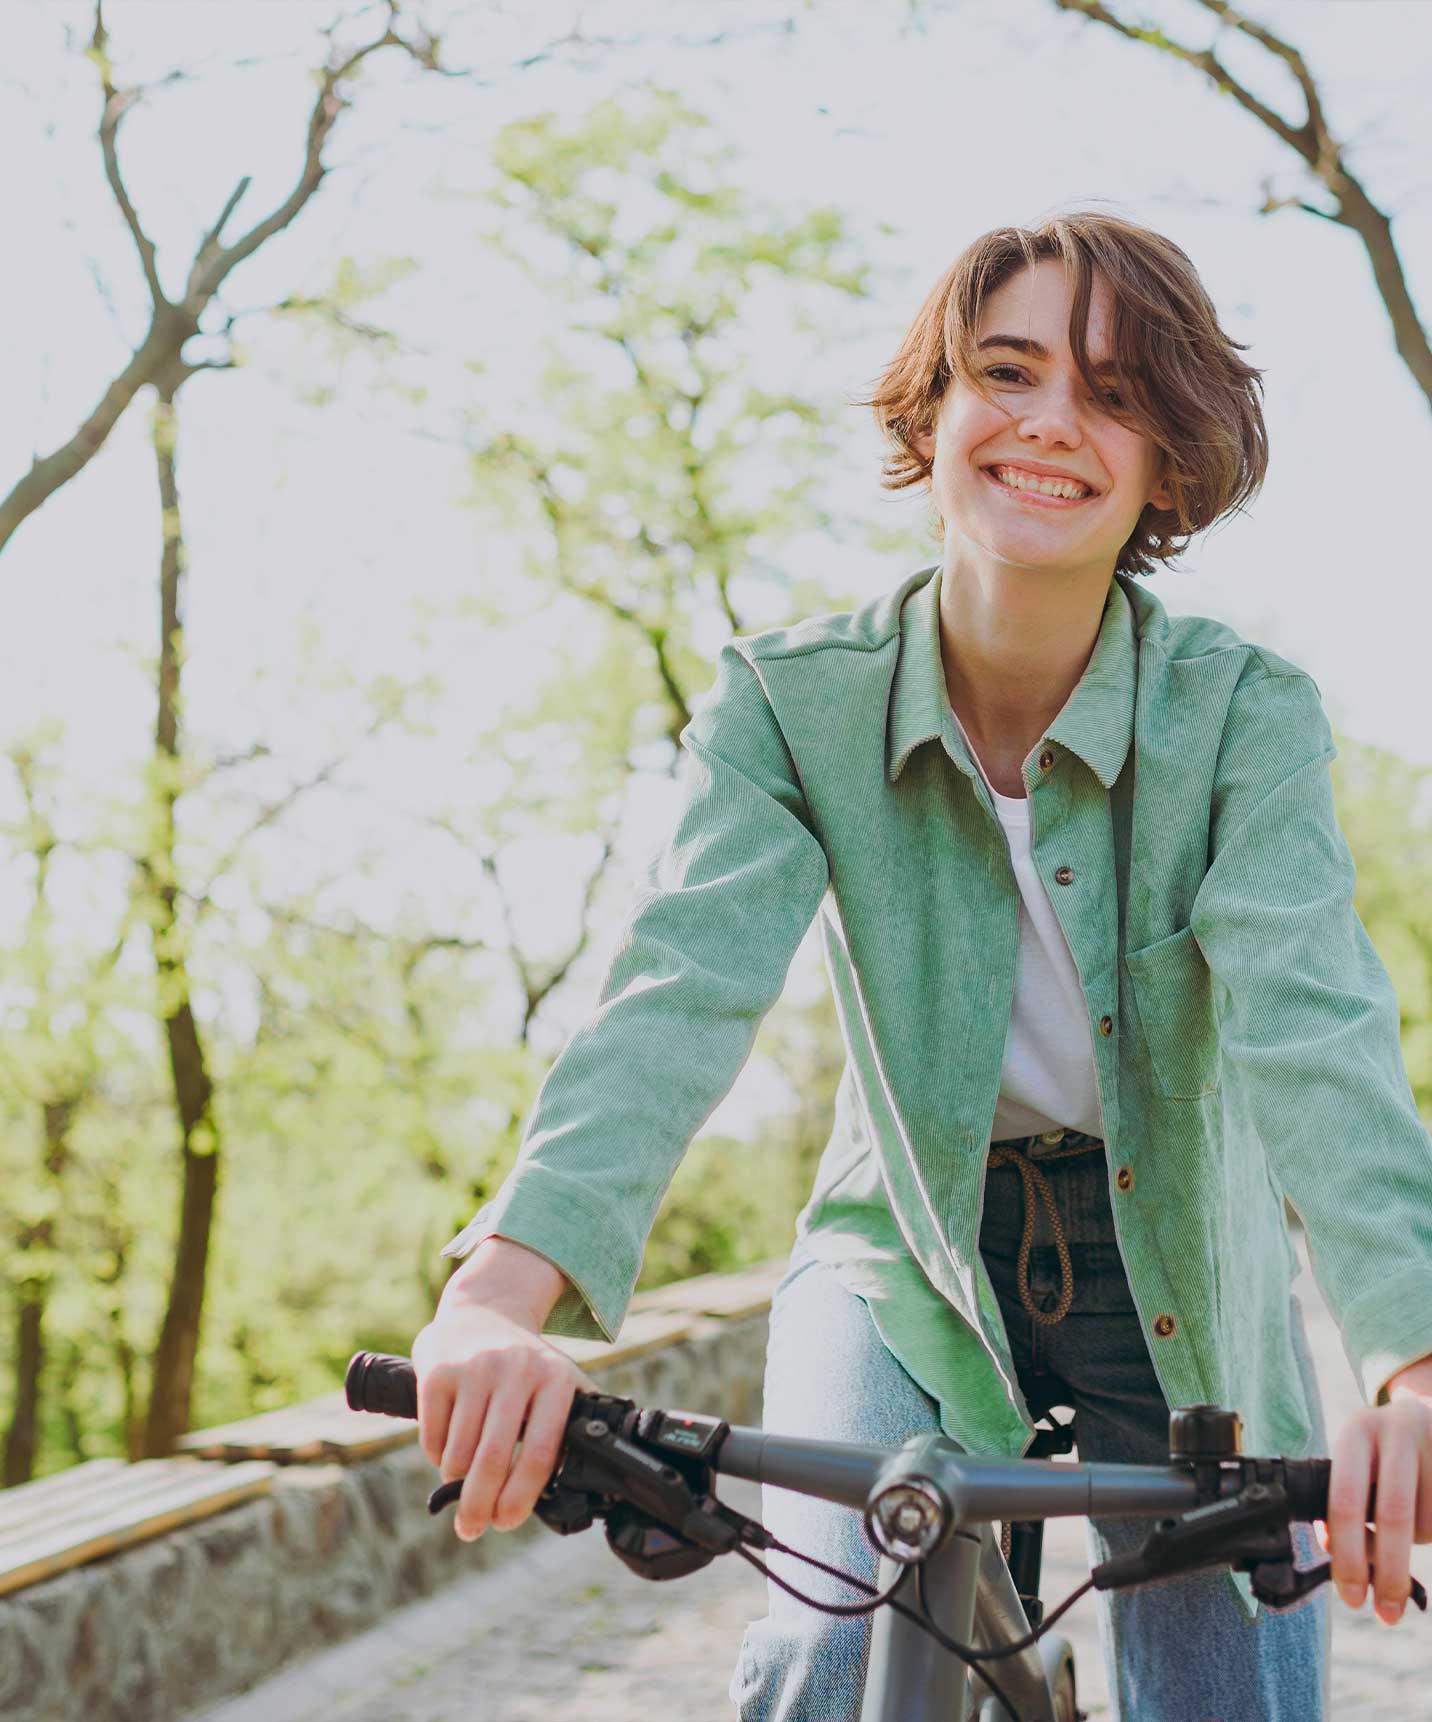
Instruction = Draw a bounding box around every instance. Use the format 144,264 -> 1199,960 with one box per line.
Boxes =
412,212 -> 1432,1720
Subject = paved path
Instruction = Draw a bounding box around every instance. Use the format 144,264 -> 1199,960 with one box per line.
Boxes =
195,1233 -> 1430,1721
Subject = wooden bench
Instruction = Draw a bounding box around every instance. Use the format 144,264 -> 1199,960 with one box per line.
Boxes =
0,1456 -> 272,1598
176,1393 -> 420,1465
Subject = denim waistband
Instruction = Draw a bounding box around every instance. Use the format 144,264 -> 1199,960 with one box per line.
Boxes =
989,1126 -> 1105,1162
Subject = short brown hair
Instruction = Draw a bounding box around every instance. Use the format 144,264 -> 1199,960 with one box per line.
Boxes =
854,210 -> 1268,576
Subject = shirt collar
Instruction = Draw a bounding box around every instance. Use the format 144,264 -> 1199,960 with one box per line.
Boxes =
886,564 -> 1139,790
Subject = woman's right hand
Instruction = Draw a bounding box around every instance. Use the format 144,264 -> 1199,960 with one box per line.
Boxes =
412,1243 -> 595,1542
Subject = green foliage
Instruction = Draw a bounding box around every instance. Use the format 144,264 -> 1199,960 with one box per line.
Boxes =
1331,736 -> 1432,1114
464,83 -> 873,765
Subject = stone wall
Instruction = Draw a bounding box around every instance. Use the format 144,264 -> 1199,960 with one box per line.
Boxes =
0,1311 -> 771,1722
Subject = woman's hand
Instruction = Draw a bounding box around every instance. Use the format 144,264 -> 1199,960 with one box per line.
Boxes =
411,1240 -> 595,1542
1320,1354 -> 1432,1623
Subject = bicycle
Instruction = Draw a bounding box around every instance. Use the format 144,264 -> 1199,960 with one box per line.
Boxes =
345,1350 -> 1424,1721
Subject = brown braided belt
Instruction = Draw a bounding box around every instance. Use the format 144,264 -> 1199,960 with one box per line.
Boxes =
986,1135 -> 1106,1326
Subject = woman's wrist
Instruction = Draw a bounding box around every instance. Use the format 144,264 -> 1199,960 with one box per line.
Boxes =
440,1233 -> 569,1330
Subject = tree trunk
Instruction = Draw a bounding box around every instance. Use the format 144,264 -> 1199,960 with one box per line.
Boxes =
141,381 -> 222,1458
4,1097 -> 75,1486
4,1293 -> 44,1487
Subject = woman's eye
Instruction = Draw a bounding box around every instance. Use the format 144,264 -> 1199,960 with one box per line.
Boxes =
984,365 -> 1126,412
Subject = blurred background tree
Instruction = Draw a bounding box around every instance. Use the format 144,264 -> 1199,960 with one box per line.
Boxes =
0,11 -> 878,1477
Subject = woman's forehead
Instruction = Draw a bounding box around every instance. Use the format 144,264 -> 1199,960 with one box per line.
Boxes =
978,259 -> 1115,350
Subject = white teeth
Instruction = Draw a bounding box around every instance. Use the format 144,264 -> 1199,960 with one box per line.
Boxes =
991,465 -> 1091,500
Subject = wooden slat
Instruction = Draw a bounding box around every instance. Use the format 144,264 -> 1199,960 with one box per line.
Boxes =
628,1258 -> 787,1321
0,1461 -> 141,1545
178,1392 -> 415,1465
0,1457 -> 262,1556
0,1459 -> 273,1597
0,1459 -> 128,1531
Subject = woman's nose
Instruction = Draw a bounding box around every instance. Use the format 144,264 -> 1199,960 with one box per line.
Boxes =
1016,381 -> 1086,444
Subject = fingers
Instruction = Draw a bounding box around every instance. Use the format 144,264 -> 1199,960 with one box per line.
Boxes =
1416,1436 -> 1432,1545
453,1375 -> 529,1541
439,1374 -> 493,1489
1370,1408 -> 1422,1623
492,1375 -> 578,1531
416,1366 -> 456,1472
1326,1414 -> 1374,1611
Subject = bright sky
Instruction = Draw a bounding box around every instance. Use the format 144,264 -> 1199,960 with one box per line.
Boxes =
3,0 -> 1432,1099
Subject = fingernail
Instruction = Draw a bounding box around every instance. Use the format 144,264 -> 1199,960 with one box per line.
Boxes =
1336,1581 -> 1361,1609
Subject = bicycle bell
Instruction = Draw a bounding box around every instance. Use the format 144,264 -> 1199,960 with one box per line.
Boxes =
1168,1403 -> 1242,1463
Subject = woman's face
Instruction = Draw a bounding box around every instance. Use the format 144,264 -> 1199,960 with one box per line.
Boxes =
911,259 -> 1173,579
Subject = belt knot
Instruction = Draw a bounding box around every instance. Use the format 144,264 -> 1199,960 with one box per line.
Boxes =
986,1137 -> 1104,1325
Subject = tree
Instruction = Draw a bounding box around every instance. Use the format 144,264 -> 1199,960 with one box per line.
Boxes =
0,2 -> 456,561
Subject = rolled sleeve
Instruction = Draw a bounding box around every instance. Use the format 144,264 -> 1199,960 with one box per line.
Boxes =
1190,669 -> 1432,1406
441,641 -> 831,1342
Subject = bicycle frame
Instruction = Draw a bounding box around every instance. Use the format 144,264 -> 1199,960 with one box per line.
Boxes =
714,1425 -> 1203,1722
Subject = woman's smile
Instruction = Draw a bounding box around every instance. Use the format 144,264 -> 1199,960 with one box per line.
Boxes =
980,464 -> 1100,510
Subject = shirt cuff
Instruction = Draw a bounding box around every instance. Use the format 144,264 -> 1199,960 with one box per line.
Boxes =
439,1175 -> 631,1343
1339,1267 -> 1432,1408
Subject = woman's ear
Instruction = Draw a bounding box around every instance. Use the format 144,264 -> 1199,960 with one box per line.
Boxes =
910,426 -> 934,464
1147,456 -> 1174,513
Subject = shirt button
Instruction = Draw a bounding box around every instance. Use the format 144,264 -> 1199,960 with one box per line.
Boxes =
1115,1165 -> 1134,1192
1098,1015 -> 1114,1037
1038,749 -> 1055,771
1153,1313 -> 1176,1338
1054,865 -> 1075,886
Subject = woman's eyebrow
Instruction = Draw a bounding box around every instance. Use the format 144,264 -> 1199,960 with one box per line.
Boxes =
977,334 -> 1121,374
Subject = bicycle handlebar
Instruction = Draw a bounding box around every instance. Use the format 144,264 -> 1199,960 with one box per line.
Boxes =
344,1348 -> 1342,1525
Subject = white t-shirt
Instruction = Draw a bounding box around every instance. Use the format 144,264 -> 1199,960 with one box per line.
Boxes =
949,710 -> 1104,1147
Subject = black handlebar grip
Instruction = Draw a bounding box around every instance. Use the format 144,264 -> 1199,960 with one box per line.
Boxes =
346,1350 -> 419,1420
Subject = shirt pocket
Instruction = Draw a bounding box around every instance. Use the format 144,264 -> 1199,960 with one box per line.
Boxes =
1124,923 -> 1222,1100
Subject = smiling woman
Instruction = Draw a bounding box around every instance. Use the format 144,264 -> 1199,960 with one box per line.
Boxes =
854,210 -> 1269,578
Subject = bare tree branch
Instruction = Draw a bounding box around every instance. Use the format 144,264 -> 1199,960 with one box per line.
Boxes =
190,704 -> 403,913
91,1 -> 169,306
1049,0 -> 1432,411
0,2 -> 453,561
523,826 -> 616,1023
4,3 -> 805,562
475,822 -> 620,1040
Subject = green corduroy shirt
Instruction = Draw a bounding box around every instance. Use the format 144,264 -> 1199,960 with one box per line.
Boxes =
443,562 -> 1432,1619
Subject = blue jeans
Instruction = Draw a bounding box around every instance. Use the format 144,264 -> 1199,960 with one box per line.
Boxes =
730,1132 -> 1330,1720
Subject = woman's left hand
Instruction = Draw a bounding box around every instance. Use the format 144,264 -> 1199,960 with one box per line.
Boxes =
1319,1353 -> 1432,1623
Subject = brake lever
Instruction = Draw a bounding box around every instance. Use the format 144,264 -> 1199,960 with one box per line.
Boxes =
1092,1481 -> 1429,1615
424,1393 -> 772,1583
